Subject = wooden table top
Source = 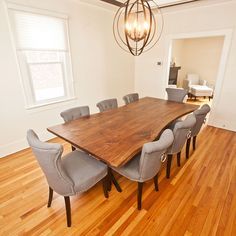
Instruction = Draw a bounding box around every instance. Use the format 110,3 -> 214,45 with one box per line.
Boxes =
47,97 -> 199,167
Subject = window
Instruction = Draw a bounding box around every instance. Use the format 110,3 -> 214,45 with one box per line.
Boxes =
8,5 -> 74,108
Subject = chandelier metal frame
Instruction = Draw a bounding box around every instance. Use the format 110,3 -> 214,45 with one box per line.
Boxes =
113,0 -> 164,56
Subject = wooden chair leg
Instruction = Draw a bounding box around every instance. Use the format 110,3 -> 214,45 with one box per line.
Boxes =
177,152 -> 181,167
102,176 -> 109,198
153,174 -> 159,191
166,154 -> 173,179
186,138 -> 191,159
137,182 -> 143,210
71,146 -> 76,151
47,187 -> 53,208
64,196 -> 71,227
193,136 -> 197,150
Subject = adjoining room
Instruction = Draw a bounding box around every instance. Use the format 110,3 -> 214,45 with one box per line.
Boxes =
169,36 -> 225,107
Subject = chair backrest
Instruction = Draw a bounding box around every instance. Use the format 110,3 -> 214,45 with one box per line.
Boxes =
166,88 -> 188,103
168,114 -> 196,154
60,106 -> 90,123
27,130 -> 74,196
191,104 -> 211,137
96,98 -> 118,112
139,129 -> 174,181
186,74 -> 200,85
123,93 -> 139,105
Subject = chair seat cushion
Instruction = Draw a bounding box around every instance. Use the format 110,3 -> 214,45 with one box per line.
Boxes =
112,154 -> 141,182
62,151 -> 107,193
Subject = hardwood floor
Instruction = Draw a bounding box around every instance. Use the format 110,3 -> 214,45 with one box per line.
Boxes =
0,126 -> 236,235
187,96 -> 212,106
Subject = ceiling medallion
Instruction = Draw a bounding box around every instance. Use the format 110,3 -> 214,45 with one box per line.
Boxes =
113,0 -> 164,56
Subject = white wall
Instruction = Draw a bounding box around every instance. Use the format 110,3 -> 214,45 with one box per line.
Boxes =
135,0 -> 236,131
171,39 -> 184,69
171,37 -> 224,87
0,0 -> 134,157
171,39 -> 185,86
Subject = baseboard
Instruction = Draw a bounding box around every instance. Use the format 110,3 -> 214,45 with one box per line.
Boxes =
208,118 -> 236,132
0,131 -> 55,158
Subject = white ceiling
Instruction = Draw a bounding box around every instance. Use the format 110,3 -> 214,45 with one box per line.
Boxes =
78,0 -> 232,11
79,0 -> 195,10
79,0 -> 197,9
155,0 -> 194,6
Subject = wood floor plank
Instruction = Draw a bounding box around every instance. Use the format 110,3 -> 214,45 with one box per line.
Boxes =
0,126 -> 235,235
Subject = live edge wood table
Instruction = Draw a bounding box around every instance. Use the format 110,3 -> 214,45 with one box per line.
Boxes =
47,97 -> 199,168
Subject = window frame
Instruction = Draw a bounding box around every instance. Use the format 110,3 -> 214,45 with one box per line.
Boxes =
6,3 -> 75,109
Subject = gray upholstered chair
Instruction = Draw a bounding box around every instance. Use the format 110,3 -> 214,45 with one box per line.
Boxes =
166,114 -> 196,178
112,129 -> 174,210
96,98 -> 118,112
123,93 -> 139,105
186,104 -> 211,159
166,88 -> 188,103
60,106 -> 90,123
60,105 -> 122,194
60,106 -> 90,151
27,129 -> 108,227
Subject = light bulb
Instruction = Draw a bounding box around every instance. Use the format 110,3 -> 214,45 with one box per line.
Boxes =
137,24 -> 141,33
133,20 -> 137,30
144,21 -> 150,31
125,22 -> 131,31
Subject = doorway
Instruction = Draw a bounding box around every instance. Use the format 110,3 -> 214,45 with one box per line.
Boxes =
169,36 -> 224,107
164,30 -> 232,126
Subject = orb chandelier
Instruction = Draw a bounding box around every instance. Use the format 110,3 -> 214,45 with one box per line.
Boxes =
113,0 -> 164,56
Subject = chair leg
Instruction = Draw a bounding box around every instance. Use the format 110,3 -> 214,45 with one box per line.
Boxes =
102,176 -> 109,198
137,182 -> 143,210
47,187 -> 53,207
71,146 -> 76,151
64,196 -> 71,227
186,138 -> 191,159
193,136 -> 197,150
177,152 -> 181,167
153,174 -> 159,191
166,154 -> 173,179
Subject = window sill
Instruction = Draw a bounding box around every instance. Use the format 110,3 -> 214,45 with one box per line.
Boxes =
25,97 -> 77,111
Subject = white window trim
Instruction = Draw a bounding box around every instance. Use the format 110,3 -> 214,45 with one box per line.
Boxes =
5,2 -> 75,110
26,97 -> 77,110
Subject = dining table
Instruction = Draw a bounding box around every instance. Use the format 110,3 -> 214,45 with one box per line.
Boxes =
47,97 -> 199,167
